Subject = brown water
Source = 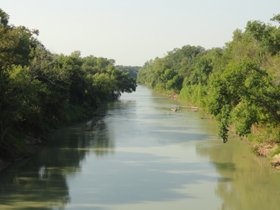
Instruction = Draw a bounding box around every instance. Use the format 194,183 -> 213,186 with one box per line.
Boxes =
0,85 -> 279,210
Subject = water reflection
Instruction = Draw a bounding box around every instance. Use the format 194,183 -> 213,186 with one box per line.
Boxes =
0,112 -> 114,210
0,159 -> 70,210
196,140 -> 280,210
1,86 -> 280,210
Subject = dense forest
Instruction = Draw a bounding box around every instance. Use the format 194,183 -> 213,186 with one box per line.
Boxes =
138,15 -> 280,147
0,9 -> 136,160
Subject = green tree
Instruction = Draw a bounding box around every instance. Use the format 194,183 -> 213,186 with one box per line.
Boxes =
0,9 -> 137,159
0,8 -> 9,27
208,61 -> 279,142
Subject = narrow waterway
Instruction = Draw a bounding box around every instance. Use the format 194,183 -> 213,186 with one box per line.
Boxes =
0,85 -> 279,210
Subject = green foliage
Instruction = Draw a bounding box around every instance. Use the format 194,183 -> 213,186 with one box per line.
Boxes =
186,48 -> 224,85
138,14 -> 280,143
208,60 -> 279,142
0,8 -> 9,27
138,45 -> 204,92
245,18 -> 280,55
271,13 -> 280,23
0,9 -> 136,159
224,29 -> 266,65
115,65 -> 140,79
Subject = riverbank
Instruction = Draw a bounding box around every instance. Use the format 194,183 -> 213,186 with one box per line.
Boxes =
158,90 -> 280,170
0,7 -> 137,169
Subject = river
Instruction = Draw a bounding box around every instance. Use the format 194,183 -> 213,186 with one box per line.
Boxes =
0,85 -> 279,210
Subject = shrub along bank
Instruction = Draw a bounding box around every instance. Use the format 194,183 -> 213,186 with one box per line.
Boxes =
138,14 -> 280,167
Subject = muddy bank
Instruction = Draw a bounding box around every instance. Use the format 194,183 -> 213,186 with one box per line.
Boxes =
253,141 -> 280,169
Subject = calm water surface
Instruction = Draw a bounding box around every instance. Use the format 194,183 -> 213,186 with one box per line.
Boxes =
0,85 -> 280,210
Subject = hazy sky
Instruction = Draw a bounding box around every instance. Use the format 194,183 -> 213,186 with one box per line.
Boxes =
1,0 -> 280,65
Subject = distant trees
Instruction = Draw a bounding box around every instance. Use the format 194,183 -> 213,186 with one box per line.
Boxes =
0,9 -> 136,159
116,65 -> 140,79
138,45 -> 204,93
138,14 -> 280,143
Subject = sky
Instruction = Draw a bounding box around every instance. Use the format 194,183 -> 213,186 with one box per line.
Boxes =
1,0 -> 280,66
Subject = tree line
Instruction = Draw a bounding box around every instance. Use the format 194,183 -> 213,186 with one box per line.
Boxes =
138,14 -> 280,143
0,9 -> 136,160
115,65 -> 140,80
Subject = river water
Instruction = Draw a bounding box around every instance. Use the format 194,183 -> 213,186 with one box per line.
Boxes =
0,85 -> 280,210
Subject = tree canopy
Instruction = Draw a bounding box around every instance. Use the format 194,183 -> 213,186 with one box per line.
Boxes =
0,9 -> 136,159
138,14 -> 280,143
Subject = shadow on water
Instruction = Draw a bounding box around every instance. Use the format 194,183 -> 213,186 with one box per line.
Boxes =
0,110 -> 114,210
0,90 -> 221,210
3,86 -> 280,210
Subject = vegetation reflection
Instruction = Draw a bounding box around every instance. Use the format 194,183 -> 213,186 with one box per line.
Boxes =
0,113 -> 114,209
196,141 -> 280,210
